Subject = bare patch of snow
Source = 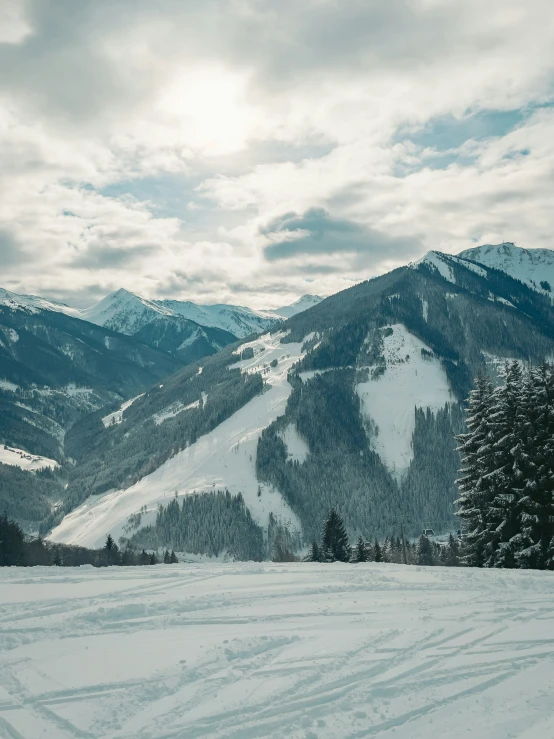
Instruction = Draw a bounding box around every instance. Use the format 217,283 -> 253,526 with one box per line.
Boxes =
356,324 -> 453,478
278,423 -> 309,463
153,394 -> 207,426
0,445 -> 58,471
0,379 -> 18,392
102,394 -> 145,428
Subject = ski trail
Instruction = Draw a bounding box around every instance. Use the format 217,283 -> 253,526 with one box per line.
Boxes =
2,563 -> 554,738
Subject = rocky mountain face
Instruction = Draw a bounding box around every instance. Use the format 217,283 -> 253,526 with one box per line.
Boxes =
45,245 -> 554,556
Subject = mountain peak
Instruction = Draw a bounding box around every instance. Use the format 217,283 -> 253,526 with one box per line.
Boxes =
458,242 -> 554,292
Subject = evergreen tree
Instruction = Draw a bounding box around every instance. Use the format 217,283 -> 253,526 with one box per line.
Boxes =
373,540 -> 383,563
0,513 -> 26,566
163,549 -> 170,564
170,550 -> 178,563
353,536 -> 368,562
139,549 -> 150,565
321,508 -> 350,562
307,541 -> 322,562
103,533 -> 119,565
456,374 -> 495,566
517,364 -> 554,569
443,533 -> 460,566
149,552 -> 159,565
417,534 -> 435,566
485,362 -> 524,567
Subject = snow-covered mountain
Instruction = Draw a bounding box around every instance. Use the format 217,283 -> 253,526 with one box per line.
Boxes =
0,286 -> 180,492
458,242 -> 554,294
157,298 -> 279,338
272,294 -> 323,318
47,249 -> 554,556
79,288 -> 322,339
0,287 -> 82,317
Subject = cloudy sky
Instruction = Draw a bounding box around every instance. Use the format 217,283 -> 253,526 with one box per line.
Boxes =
1,0 -> 553,309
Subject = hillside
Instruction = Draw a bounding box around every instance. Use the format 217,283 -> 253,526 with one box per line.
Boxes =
48,246 -> 554,553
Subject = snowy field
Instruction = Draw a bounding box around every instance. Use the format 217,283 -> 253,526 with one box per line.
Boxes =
0,445 -> 58,471
1,564 -> 554,739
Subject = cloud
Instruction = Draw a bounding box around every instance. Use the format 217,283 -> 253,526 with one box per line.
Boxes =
261,208 -> 420,261
0,0 -> 553,309
0,228 -> 24,266
71,244 -> 158,269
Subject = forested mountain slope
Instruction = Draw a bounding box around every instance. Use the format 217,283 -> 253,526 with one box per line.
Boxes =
48,248 -> 554,556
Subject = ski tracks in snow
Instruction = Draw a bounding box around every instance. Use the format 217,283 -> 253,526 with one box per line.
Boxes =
1,563 -> 554,738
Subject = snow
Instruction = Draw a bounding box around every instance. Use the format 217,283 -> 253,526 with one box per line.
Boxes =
1,562 -> 554,739
273,294 -> 323,318
101,394 -> 145,428
50,332 -> 308,549
0,445 -> 58,471
458,242 -> 554,295
278,423 -> 310,463
153,393 -> 207,425
0,287 -> 81,317
0,379 -> 18,392
356,324 -> 453,477
412,251 -> 456,283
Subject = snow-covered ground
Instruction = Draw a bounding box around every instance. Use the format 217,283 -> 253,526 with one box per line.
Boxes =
0,445 -> 58,471
50,332 -> 305,548
356,324 -> 453,478
102,394 -> 145,428
1,563 -> 554,739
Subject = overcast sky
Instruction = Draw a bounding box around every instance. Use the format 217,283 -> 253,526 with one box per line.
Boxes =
1,0 -> 553,308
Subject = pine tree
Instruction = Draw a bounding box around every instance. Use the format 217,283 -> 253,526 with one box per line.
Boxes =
139,549 -> 150,565
322,508 -> 350,562
373,540 -> 383,563
307,541 -> 322,562
353,536 -> 368,562
104,533 -> 119,565
517,364 -> 554,569
417,534 -> 435,566
485,361 -> 524,568
163,549 -> 170,564
443,533 -> 460,566
170,550 -> 178,563
149,552 -> 159,565
456,374 -> 495,566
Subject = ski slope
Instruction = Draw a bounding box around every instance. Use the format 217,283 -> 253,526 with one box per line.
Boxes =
1,562 -> 554,739
50,332 -> 305,549
356,324 -> 453,477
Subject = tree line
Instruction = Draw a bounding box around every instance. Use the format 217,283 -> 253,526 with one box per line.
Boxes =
302,508 -> 461,566
0,515 -> 178,567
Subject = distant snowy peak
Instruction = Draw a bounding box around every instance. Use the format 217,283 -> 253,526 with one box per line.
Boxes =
273,294 -> 323,318
80,288 -> 173,335
457,243 -> 554,294
157,300 -> 278,338
80,292 -> 323,339
0,287 -> 81,317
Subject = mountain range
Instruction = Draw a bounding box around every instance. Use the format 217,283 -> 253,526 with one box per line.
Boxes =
2,243 -> 554,556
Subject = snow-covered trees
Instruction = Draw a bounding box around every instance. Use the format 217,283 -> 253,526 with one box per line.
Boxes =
457,362 -> 554,569
322,508 -> 351,562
